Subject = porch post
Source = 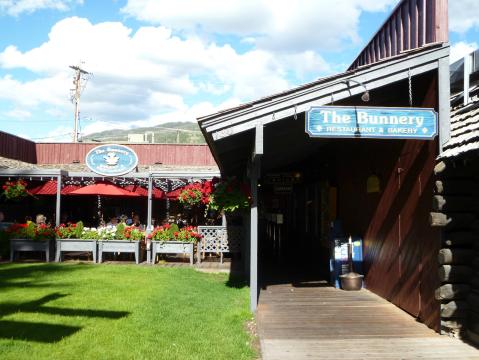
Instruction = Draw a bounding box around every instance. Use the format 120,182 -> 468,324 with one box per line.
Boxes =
147,175 -> 153,229
438,56 -> 451,153
250,121 -> 263,312
55,175 -> 61,227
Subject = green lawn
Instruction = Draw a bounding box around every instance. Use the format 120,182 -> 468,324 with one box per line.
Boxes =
0,263 -> 256,360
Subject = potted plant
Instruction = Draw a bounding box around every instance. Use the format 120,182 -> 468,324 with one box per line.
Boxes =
2,180 -> 29,201
97,223 -> 143,264
55,221 -> 98,262
207,177 -> 251,214
149,224 -> 201,265
7,222 -> 55,262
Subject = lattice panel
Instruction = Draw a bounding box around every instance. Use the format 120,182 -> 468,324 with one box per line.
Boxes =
198,226 -> 242,254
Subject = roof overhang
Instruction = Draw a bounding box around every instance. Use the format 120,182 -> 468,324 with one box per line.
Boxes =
199,44 -> 449,144
0,169 -> 220,180
0,169 -> 67,177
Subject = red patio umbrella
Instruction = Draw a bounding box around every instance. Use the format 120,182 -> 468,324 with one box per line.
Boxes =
124,185 -> 165,199
69,183 -> 141,197
29,180 -> 80,195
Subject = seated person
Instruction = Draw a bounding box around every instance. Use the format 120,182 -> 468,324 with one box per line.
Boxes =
36,214 -> 46,226
132,215 -> 146,230
106,216 -> 119,228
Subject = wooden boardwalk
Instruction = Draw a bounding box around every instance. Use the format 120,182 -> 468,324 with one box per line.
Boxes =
257,283 -> 479,360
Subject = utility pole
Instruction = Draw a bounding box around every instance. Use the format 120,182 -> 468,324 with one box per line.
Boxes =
69,63 -> 91,142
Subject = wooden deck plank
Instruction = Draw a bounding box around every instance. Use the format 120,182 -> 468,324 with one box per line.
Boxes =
257,284 -> 479,360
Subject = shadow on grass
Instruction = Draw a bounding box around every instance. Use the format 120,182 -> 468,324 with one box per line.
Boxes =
0,263 -> 87,290
0,292 -> 129,343
0,320 -> 82,343
226,275 -> 248,289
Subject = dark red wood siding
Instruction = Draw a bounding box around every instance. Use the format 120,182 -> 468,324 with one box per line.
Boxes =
35,143 -> 217,166
349,0 -> 448,70
0,131 -> 37,163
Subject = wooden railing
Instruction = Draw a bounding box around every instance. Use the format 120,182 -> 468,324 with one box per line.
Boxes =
197,226 -> 242,264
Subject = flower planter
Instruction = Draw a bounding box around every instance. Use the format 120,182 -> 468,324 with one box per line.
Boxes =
98,240 -> 140,264
10,238 -> 54,262
55,239 -> 97,263
151,241 -> 195,265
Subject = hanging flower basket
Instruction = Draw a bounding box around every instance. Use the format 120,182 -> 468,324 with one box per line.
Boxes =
2,180 -> 29,201
208,177 -> 251,213
178,183 -> 204,207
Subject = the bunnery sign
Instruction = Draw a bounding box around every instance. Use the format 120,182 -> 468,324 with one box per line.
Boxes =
306,106 -> 437,140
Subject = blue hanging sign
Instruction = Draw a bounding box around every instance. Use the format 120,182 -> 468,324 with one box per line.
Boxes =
85,144 -> 139,176
306,106 -> 438,140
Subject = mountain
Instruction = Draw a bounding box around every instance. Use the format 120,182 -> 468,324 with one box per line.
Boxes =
81,122 -> 206,144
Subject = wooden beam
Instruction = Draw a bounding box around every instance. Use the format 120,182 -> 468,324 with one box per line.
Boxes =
147,175 -> 153,229
55,175 -> 61,227
249,158 -> 260,312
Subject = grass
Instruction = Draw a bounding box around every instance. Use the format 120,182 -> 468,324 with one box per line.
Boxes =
0,263 -> 256,360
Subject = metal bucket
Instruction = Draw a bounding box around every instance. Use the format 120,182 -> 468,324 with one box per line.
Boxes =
339,272 -> 364,291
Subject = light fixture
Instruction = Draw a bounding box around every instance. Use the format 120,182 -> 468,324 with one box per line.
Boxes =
342,79 -> 370,102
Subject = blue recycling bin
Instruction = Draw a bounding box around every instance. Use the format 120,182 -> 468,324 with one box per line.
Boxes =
330,236 -> 363,288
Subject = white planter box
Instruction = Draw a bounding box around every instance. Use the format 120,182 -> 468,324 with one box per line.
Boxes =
55,239 -> 97,263
151,241 -> 194,265
98,240 -> 140,264
10,239 -> 54,262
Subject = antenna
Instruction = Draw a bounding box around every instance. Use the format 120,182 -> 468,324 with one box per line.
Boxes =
69,62 -> 92,142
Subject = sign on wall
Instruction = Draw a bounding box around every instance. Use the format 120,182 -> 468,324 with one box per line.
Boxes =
306,106 -> 438,140
85,144 -> 139,176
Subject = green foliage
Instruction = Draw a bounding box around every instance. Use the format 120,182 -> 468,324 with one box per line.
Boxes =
115,223 -> 126,240
74,221 -> 83,239
123,226 -> 144,241
208,178 -> 251,213
2,180 -> 28,201
7,222 -> 55,241
80,228 -> 100,240
169,223 -> 179,234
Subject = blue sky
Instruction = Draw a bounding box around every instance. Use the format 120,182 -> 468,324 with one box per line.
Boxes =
0,0 -> 478,141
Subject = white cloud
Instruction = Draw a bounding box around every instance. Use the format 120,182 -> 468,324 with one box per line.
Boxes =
450,41 -> 478,64
121,0 -> 396,53
0,0 -> 82,16
0,0 -> 395,138
5,108 -> 31,119
1,16 -> 326,138
450,0 -> 479,33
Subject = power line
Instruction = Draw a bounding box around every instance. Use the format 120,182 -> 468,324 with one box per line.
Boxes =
30,132 -> 72,140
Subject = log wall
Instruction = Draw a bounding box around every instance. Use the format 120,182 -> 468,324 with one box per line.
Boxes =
431,157 -> 479,339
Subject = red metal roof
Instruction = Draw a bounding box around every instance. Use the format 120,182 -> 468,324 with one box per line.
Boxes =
29,180 -> 80,195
